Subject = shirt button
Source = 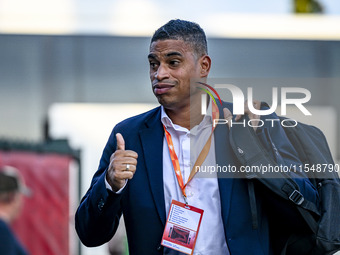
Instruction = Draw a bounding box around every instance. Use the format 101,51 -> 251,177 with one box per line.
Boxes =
186,189 -> 194,197
186,188 -> 191,197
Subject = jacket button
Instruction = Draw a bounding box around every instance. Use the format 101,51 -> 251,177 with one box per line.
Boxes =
98,199 -> 105,211
157,245 -> 163,251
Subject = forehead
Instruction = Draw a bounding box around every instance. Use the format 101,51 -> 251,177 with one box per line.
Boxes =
149,39 -> 194,57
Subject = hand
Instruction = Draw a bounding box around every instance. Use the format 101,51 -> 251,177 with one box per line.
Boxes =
106,133 -> 138,192
223,100 -> 261,131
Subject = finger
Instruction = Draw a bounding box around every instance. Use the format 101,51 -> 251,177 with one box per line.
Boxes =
223,108 -> 233,129
116,133 -> 125,151
114,170 -> 135,181
114,163 -> 137,175
111,155 -> 137,170
112,150 -> 138,159
123,164 -> 137,174
113,164 -> 136,174
235,114 -> 242,121
253,100 -> 261,110
244,99 -> 250,114
245,100 -> 261,114
235,100 -> 248,121
114,158 -> 138,168
235,101 -> 248,121
247,100 -> 261,119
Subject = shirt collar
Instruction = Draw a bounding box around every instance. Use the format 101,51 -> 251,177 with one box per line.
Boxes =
161,106 -> 188,133
161,101 -> 213,136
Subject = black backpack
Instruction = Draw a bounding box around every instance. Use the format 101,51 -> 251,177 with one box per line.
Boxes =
229,114 -> 340,255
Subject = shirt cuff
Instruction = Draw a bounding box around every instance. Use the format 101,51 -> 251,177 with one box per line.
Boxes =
105,176 -> 127,194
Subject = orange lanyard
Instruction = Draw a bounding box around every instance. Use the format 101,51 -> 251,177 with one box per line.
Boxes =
163,101 -> 220,204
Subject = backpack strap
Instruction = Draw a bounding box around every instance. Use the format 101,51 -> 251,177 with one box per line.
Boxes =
247,180 -> 258,229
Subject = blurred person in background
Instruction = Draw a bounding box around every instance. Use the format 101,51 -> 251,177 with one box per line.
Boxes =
0,166 -> 30,255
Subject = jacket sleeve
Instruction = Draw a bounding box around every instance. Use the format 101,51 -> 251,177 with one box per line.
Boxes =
75,127 -> 124,247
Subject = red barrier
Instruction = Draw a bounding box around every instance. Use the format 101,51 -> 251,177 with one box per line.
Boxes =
0,150 -> 76,255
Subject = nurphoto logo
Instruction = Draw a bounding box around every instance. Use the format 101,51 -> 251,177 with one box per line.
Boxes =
198,82 -> 312,128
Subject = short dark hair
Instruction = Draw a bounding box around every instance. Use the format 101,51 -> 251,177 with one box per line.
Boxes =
151,19 -> 208,57
0,166 -> 31,197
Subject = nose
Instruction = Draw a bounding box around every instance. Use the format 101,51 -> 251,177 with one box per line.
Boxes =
154,63 -> 170,80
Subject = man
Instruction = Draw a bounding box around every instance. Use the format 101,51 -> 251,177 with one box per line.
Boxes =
75,19 -> 319,254
0,166 -> 30,255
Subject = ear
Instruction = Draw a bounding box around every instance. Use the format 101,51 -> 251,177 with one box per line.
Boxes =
0,192 -> 15,203
199,55 -> 211,78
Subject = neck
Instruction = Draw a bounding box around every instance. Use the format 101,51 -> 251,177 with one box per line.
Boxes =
164,95 -> 204,130
0,209 -> 11,223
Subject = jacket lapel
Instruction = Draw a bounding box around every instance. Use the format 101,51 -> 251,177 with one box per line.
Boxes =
139,107 -> 166,225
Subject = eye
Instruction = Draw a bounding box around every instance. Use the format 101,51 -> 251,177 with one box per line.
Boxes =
149,61 -> 159,70
169,60 -> 180,67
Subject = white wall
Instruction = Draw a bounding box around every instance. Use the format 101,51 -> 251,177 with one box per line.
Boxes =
48,103 -> 158,255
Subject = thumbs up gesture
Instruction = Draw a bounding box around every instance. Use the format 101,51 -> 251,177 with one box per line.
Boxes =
106,133 -> 138,191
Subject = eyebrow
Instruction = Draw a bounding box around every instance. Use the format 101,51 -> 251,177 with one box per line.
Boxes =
148,53 -> 157,59
147,51 -> 183,59
166,52 -> 183,57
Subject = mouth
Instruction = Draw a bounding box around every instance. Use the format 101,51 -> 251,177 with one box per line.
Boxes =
153,83 -> 175,95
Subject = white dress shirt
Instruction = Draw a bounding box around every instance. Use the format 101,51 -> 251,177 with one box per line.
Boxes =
161,106 -> 229,255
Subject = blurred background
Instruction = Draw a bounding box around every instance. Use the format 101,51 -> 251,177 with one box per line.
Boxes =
0,0 -> 339,255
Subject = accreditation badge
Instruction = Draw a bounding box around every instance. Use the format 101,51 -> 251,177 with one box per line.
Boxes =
161,200 -> 204,255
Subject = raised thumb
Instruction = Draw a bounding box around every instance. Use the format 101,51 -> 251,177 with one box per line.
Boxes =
116,133 -> 125,151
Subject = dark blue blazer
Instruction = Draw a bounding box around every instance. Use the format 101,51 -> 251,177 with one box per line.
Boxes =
75,103 -> 319,255
0,219 -> 28,255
